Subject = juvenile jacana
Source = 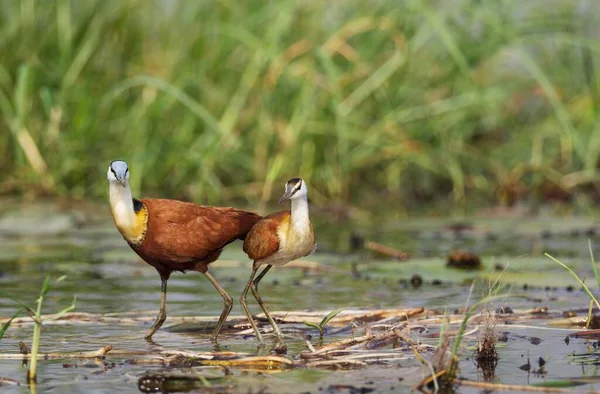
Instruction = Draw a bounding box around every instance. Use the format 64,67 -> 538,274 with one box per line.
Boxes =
238,178 -> 316,345
107,160 -> 261,340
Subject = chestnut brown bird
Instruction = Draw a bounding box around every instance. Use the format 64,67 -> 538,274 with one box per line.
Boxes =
107,160 -> 261,340
238,178 -> 316,345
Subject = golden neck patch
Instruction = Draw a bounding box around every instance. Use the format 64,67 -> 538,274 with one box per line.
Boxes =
110,196 -> 148,245
119,203 -> 148,245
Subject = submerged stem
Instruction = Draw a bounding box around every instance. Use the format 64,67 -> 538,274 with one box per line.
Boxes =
28,275 -> 50,383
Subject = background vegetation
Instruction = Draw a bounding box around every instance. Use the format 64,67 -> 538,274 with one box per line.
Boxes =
2,0 -> 600,212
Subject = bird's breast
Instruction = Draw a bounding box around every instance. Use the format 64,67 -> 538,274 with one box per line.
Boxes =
276,222 -> 315,260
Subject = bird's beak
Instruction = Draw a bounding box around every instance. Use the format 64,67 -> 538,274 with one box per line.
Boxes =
117,178 -> 127,187
278,191 -> 293,204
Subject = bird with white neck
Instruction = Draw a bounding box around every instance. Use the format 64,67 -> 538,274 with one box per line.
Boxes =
106,160 -> 261,341
228,178 -> 316,350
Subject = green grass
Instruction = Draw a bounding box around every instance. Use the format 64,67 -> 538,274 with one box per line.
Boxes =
546,240 -> 600,323
0,275 -> 76,384
1,0 -> 600,209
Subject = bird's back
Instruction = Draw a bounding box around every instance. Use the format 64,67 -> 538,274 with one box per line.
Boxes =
131,198 -> 261,275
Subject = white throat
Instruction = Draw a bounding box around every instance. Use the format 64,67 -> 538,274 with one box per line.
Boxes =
109,182 -> 136,229
290,196 -> 310,235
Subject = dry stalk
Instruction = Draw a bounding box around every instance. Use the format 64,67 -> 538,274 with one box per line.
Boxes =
265,307 -> 424,326
304,359 -> 366,368
1,309 -> 425,331
160,350 -> 250,359
190,356 -> 293,369
454,379 -> 586,393
300,327 -> 405,359
412,370 -> 447,393
0,377 -> 19,386
394,326 -> 426,364
365,240 -> 410,260
0,345 -> 112,360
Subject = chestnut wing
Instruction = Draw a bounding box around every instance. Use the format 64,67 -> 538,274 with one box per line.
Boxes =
143,198 -> 260,263
243,211 -> 290,262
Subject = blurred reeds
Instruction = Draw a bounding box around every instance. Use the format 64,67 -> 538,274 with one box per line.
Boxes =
2,0 -> 600,210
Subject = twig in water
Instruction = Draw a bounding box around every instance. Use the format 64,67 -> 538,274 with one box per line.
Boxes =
365,241 -> 410,260
300,329 -> 401,359
306,340 -> 316,353
454,378 -> 586,393
304,359 -> 366,369
413,370 -> 446,393
0,345 -> 112,360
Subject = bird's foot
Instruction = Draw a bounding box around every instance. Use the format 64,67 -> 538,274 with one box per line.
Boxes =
211,341 -> 222,353
209,329 -> 232,352
271,337 -> 287,355
144,336 -> 161,347
145,311 -> 167,341
254,342 -> 267,355
144,330 -> 157,342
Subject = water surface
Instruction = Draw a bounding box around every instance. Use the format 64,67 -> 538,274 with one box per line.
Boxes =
1,201 -> 600,393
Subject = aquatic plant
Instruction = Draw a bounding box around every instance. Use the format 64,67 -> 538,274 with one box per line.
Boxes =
303,308 -> 343,345
0,275 -> 76,384
546,240 -> 600,326
28,275 -> 76,383
417,276 -> 509,391
474,309 -> 499,381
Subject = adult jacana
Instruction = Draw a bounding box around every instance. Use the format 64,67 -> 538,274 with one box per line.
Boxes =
237,178 -> 316,346
107,160 -> 261,340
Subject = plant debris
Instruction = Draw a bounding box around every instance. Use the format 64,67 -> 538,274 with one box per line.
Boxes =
0,345 -> 112,360
364,240 -> 410,261
475,311 -> 499,381
0,306 -> 594,391
446,250 -> 482,270
17,341 -> 29,355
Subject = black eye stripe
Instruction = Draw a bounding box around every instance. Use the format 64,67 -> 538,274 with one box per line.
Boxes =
291,183 -> 302,195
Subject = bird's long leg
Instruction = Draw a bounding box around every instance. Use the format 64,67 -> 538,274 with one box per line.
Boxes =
145,278 -> 168,340
253,265 -> 272,290
204,271 -> 233,341
240,267 -> 264,343
250,265 -> 282,339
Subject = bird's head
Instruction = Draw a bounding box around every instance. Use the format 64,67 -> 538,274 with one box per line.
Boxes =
107,160 -> 130,187
278,178 -> 307,204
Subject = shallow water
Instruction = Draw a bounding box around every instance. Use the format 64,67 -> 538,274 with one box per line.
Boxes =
2,201 -> 600,393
